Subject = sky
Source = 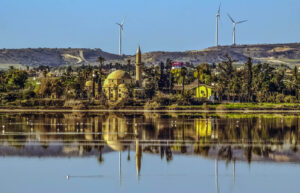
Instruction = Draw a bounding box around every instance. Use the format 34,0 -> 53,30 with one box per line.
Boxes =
0,0 -> 299,54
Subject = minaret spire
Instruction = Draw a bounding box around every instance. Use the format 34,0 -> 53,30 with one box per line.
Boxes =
135,45 -> 142,87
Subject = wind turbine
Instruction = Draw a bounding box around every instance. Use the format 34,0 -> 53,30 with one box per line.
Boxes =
116,19 -> 125,56
227,14 -> 247,45
216,3 -> 221,47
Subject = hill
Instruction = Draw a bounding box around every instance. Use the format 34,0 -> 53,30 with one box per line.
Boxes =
129,43 -> 300,67
0,48 -> 123,68
0,43 -> 300,68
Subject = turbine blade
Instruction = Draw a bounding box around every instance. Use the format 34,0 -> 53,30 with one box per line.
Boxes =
116,23 -> 121,26
237,20 -> 247,24
121,17 -> 126,25
227,14 -> 235,23
218,3 -> 221,14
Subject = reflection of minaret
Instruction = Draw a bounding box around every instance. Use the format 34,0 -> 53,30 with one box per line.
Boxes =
136,139 -> 142,179
233,159 -> 236,186
135,46 -> 142,87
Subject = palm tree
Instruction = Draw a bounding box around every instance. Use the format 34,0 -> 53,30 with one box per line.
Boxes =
293,66 -> 299,99
217,55 -> 235,100
166,58 -> 173,92
97,56 -> 105,94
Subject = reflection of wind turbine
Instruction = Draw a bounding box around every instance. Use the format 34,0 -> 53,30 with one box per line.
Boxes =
116,19 -> 125,56
216,3 -> 221,47
227,14 -> 247,45
119,151 -> 122,186
215,159 -> 220,193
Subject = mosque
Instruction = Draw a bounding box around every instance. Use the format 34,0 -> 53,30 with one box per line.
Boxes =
102,46 -> 144,103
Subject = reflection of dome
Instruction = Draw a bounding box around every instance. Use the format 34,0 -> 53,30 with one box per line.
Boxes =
106,141 -> 127,151
102,114 -> 132,151
85,80 -> 93,87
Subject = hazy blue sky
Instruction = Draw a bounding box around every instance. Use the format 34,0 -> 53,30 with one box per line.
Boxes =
0,0 -> 299,54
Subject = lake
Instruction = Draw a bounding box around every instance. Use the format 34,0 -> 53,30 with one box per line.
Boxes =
0,112 -> 299,193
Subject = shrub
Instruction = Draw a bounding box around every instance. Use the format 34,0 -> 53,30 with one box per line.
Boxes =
216,104 -> 226,110
153,92 -> 174,106
267,94 -> 276,103
176,94 -> 192,106
20,99 -> 34,106
284,95 -> 296,103
190,98 -> 205,105
168,104 -> 180,110
4,93 -> 18,102
275,93 -> 285,103
23,90 -> 36,99
64,100 -> 87,109
144,101 -> 161,110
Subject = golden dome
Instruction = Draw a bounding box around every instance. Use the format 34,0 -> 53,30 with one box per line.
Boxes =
85,80 -> 93,87
106,70 -> 131,80
118,84 -> 127,88
103,70 -> 131,88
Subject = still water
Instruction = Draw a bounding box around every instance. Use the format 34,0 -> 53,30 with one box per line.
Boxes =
0,112 -> 299,193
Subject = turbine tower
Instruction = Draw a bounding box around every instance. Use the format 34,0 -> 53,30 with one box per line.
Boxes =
227,14 -> 247,45
116,19 -> 125,56
216,4 -> 221,47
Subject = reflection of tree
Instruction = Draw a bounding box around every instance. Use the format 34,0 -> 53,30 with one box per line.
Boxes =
194,144 -> 210,156
0,112 -> 299,166
218,146 -> 232,163
157,125 -> 174,162
245,146 -> 252,164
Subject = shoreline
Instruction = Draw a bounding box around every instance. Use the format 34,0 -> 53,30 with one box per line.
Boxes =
1,108 -> 300,113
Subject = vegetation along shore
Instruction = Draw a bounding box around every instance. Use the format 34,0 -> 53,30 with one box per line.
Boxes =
0,45 -> 300,110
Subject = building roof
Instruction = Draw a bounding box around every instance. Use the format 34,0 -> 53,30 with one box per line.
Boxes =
118,83 -> 127,88
103,70 -> 132,88
106,70 -> 131,80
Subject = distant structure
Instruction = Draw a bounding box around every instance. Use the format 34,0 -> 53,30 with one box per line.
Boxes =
171,61 -> 185,69
116,19 -> 125,56
227,14 -> 247,45
216,4 -> 221,47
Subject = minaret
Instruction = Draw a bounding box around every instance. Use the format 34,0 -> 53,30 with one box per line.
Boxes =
136,46 -> 142,87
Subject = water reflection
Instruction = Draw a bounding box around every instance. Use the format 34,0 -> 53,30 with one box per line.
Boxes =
0,112 -> 299,166
0,112 -> 300,193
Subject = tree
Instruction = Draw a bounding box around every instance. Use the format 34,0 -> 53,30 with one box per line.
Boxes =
243,57 -> 253,102
292,66 -> 299,99
6,69 -> 28,90
165,58 -> 173,93
252,63 -> 275,102
180,67 -> 187,94
194,63 -> 211,87
37,78 -> 64,98
217,55 -> 235,100
158,62 -> 165,91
